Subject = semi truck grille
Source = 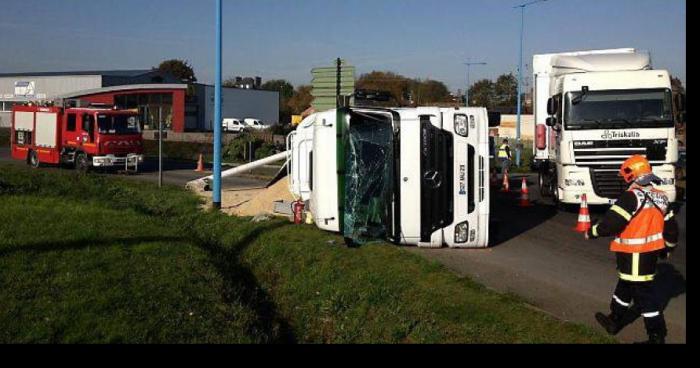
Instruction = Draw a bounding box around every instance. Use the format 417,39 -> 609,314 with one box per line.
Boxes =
573,139 -> 667,167
419,117 -> 453,242
590,169 -> 628,199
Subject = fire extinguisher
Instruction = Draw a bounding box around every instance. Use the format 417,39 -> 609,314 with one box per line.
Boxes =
293,200 -> 305,224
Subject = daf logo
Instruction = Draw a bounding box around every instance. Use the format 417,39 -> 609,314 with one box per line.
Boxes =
423,170 -> 443,189
601,130 -> 613,139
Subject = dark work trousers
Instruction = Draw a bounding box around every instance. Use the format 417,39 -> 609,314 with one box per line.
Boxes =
610,251 -> 667,337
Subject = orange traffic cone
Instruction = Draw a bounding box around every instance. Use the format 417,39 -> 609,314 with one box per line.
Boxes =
500,171 -> 510,192
195,154 -> 205,172
518,177 -> 533,207
573,193 -> 592,232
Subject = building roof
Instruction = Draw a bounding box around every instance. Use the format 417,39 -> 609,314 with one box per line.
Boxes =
0,69 -> 156,78
55,84 -> 188,99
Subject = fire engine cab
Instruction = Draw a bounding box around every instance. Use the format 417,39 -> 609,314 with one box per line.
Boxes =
10,101 -> 144,172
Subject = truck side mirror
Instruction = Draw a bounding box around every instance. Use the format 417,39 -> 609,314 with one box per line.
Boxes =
487,112 -> 501,127
545,117 -> 558,127
547,97 -> 556,115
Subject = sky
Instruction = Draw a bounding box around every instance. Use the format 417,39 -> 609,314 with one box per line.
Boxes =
0,0 -> 686,92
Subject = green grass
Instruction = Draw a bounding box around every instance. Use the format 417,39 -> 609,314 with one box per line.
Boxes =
0,165 -> 614,343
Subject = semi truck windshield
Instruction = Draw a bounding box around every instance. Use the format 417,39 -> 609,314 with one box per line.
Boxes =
565,88 -> 673,130
343,111 -> 394,244
97,114 -> 141,135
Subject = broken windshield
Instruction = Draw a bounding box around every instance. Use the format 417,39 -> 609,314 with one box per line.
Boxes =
343,111 -> 394,244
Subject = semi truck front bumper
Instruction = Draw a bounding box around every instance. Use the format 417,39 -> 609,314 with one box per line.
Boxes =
92,154 -> 144,167
557,164 -> 677,205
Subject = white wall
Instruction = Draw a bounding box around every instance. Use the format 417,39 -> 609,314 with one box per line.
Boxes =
495,114 -> 534,141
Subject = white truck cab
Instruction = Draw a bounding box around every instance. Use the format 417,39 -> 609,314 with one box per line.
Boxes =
533,49 -> 679,206
288,106 -> 494,248
222,118 -> 246,133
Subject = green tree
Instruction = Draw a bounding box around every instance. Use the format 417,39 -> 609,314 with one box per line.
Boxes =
468,79 -> 496,108
412,79 -> 452,105
261,79 -> 295,125
494,73 -> 517,107
357,71 -> 413,106
287,85 -> 313,115
157,59 -> 196,83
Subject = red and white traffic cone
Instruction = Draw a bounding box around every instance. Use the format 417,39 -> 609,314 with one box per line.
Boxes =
500,171 -> 510,192
573,193 -> 592,232
518,177 -> 533,207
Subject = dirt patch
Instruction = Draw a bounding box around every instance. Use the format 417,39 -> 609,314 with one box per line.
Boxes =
195,177 -> 295,218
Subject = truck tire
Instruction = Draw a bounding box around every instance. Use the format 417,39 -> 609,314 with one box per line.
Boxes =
28,150 -> 40,169
75,152 -> 90,174
538,171 -> 550,197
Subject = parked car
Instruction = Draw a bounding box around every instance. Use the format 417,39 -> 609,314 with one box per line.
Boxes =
222,118 -> 247,133
243,118 -> 267,130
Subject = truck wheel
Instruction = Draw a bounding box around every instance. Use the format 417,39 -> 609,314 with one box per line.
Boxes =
75,153 -> 90,174
538,172 -> 550,197
28,150 -> 40,169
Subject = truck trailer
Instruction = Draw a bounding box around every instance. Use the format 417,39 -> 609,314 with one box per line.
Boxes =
532,48 -> 681,207
287,106 -> 495,248
10,102 -> 144,172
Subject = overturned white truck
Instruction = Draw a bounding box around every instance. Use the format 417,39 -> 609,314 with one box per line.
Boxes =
287,106 -> 497,248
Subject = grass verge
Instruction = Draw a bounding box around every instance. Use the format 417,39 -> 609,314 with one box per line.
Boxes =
0,164 -> 614,343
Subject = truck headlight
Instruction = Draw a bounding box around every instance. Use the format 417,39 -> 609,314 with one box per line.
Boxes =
455,221 -> 469,243
454,114 -> 468,137
564,179 -> 585,186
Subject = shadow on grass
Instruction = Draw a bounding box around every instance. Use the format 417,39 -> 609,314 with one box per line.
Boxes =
0,236 -> 186,257
188,220 -> 298,344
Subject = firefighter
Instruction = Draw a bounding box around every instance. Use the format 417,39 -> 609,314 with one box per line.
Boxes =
585,155 -> 679,344
497,138 -> 512,176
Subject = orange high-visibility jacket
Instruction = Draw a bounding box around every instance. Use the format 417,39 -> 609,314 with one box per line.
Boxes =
610,188 -> 669,254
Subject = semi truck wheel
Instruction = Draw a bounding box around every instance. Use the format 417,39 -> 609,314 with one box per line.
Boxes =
75,153 -> 90,173
28,150 -> 40,169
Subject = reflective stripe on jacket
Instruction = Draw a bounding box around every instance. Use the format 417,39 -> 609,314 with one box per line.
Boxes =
497,144 -> 510,159
610,188 -> 669,254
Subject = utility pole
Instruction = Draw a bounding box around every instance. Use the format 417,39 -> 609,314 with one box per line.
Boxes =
463,60 -> 487,107
514,0 -> 547,167
212,0 -> 222,209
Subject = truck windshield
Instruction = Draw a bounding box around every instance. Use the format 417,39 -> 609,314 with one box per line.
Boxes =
343,111 -> 395,244
97,114 -> 141,135
565,88 -> 674,130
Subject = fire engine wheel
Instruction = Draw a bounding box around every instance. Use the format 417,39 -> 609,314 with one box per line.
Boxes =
28,150 -> 40,169
75,153 -> 90,174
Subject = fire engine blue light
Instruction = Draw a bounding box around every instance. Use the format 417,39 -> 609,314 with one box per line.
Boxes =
213,0 -> 222,209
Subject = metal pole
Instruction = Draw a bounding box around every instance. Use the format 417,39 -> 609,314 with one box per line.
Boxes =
212,0 -> 222,209
466,65 -> 470,107
463,61 -> 486,108
516,6 -> 524,167
158,110 -> 163,188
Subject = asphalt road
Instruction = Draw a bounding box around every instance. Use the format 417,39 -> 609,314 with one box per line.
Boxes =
408,173 -> 686,343
0,147 -> 267,189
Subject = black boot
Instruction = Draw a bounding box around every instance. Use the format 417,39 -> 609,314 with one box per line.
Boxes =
595,312 -> 623,335
634,333 -> 665,344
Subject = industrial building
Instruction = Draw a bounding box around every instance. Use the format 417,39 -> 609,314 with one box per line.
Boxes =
0,70 -> 279,132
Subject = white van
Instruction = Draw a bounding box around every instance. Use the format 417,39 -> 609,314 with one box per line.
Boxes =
222,118 -> 247,133
287,106 -> 496,248
244,118 -> 267,130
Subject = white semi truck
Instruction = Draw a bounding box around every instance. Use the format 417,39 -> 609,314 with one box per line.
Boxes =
287,106 -> 496,248
532,48 -> 680,207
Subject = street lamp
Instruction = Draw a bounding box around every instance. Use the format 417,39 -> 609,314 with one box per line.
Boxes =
514,0 -> 547,167
213,0 -> 223,209
464,60 -> 487,107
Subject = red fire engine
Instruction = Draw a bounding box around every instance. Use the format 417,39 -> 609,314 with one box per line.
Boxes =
10,101 -> 144,172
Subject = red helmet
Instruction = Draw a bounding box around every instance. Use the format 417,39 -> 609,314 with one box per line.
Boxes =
619,155 -> 652,183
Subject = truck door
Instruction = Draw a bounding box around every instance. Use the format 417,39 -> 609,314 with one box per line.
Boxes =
80,113 -> 96,151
